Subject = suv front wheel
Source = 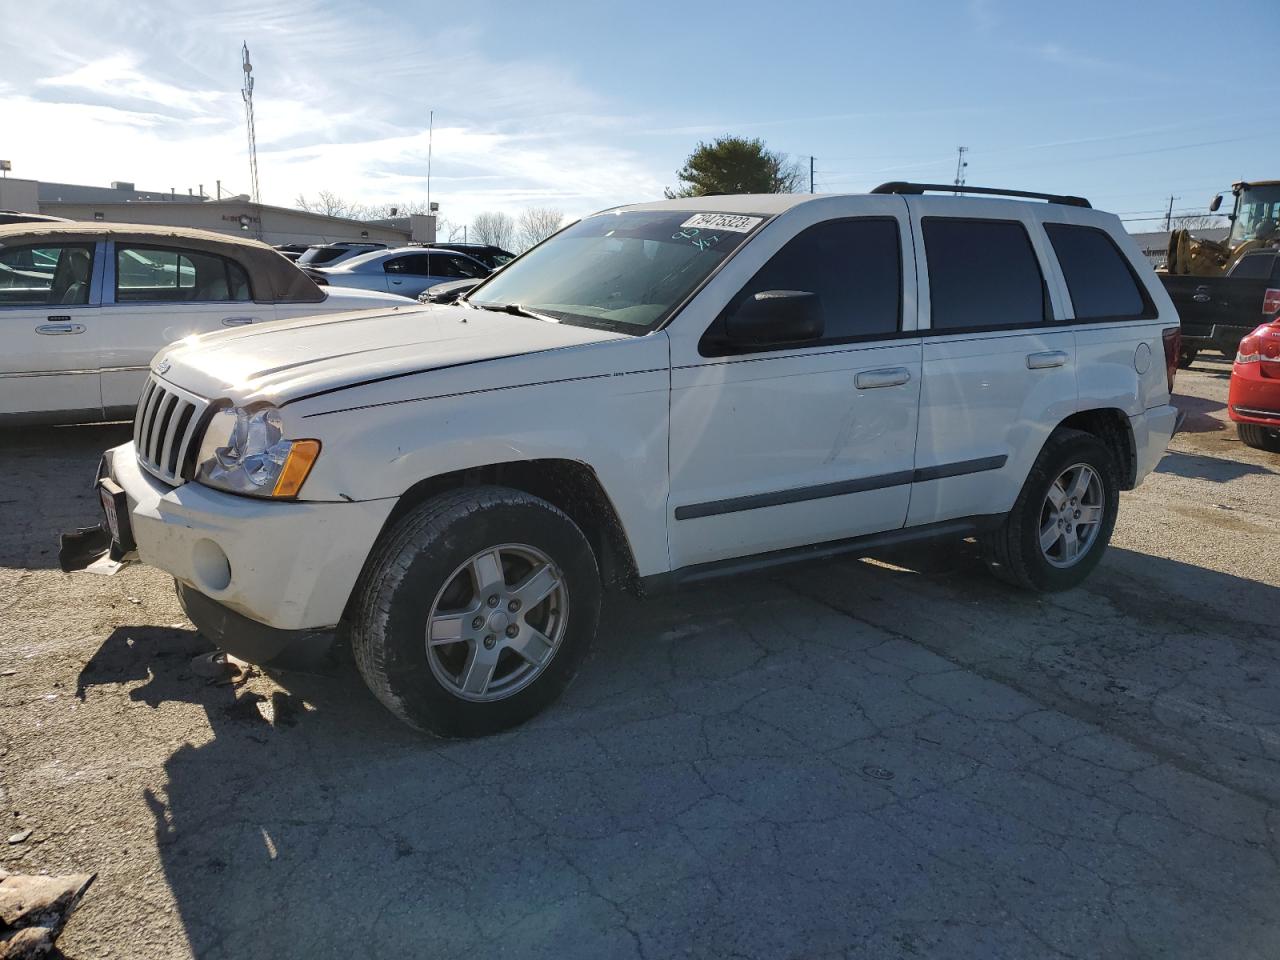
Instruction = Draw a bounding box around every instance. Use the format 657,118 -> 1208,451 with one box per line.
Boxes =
351,486 -> 601,737
982,429 -> 1120,592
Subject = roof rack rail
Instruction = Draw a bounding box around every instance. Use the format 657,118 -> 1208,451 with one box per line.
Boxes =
871,181 -> 1091,209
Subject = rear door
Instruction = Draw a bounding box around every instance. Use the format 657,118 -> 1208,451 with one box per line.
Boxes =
382,253 -> 454,298
906,199 -> 1075,527
100,242 -> 265,415
0,241 -> 104,422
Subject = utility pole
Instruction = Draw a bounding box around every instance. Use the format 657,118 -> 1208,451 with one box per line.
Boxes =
1164,194 -> 1180,232
810,156 -> 815,194
953,146 -> 968,193
241,43 -> 260,206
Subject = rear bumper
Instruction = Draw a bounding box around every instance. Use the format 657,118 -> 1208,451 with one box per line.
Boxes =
1227,364 -> 1280,425
1130,404 -> 1179,484
102,443 -> 394,631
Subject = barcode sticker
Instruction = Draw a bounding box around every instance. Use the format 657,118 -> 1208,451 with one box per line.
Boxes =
679,213 -> 763,234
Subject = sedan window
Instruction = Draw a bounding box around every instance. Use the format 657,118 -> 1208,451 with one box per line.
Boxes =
0,244 -> 95,306
115,245 -> 251,302
384,254 -> 434,276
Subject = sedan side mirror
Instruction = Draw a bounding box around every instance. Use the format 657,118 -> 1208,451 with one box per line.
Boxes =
1209,194 -> 1223,213
724,290 -> 823,347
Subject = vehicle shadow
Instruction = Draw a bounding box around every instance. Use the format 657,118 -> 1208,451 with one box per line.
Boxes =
0,423 -> 131,570
1154,448 -> 1277,482
1171,392 -> 1227,434
102,536 -> 1279,958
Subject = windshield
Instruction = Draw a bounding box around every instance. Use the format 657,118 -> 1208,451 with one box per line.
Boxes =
468,209 -> 766,333
1230,184 -> 1280,246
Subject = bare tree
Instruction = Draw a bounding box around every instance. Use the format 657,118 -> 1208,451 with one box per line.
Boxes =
1169,214 -> 1228,232
295,191 -> 370,220
517,207 -> 565,250
471,211 -> 516,250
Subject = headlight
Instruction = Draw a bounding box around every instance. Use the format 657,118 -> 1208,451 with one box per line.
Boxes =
195,406 -> 321,498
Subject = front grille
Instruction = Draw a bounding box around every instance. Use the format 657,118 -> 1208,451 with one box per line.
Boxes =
133,375 -> 209,485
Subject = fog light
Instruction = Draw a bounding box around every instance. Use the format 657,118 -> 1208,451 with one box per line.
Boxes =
192,538 -> 231,592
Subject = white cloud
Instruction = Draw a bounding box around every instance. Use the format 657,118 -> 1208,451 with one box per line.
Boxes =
1,0 -> 667,225
37,54 -> 222,114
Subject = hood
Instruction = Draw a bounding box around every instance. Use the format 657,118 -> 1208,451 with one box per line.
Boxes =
153,303 -> 628,405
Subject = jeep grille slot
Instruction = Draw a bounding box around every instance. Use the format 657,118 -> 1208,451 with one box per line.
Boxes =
134,375 -> 208,486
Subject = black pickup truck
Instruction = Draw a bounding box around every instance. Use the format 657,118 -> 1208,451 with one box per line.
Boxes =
1161,250 -> 1280,366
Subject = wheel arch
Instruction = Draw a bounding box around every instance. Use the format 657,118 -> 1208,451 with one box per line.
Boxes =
1054,407 -> 1137,489
357,458 -> 642,607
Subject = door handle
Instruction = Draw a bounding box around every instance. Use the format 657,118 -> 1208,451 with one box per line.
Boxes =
855,367 -> 911,389
1026,350 -> 1068,369
221,316 -> 258,327
1192,292 -> 1211,303
36,322 -> 85,335
390,279 -> 404,285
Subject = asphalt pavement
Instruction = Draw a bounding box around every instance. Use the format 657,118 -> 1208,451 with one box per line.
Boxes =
0,356 -> 1277,959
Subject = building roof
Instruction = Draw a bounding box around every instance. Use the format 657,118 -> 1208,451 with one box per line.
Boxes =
36,181 -> 208,204
0,221 -> 323,303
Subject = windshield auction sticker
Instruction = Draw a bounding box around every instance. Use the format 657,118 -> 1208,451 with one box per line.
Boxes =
680,213 -> 763,233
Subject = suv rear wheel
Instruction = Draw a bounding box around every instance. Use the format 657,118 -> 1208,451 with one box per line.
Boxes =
982,429 -> 1120,592
351,486 -> 601,737
1238,422 -> 1280,452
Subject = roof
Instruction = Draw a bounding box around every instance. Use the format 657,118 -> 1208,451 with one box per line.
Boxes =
619,194 -> 820,215
36,181 -> 207,204
0,221 -> 323,303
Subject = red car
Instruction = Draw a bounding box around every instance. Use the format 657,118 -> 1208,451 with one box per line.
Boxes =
1229,318 -> 1280,451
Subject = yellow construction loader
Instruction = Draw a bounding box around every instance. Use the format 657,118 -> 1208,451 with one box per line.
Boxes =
1165,179 -> 1280,276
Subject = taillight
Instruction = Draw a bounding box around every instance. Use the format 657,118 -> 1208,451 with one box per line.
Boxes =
1161,327 -> 1181,393
1264,288 -> 1280,316
1236,335 -> 1259,364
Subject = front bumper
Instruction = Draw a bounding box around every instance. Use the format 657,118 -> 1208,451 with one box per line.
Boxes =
100,443 -> 395,632
1130,403 -> 1179,484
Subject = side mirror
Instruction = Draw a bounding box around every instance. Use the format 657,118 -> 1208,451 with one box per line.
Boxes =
1209,194 -> 1223,213
724,289 -> 823,347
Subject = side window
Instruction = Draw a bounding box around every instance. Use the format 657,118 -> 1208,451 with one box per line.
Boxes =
384,254 -> 432,276
1044,223 -> 1151,321
715,218 -> 901,350
0,244 -> 95,306
447,255 -> 487,279
1230,252 -> 1279,281
922,218 -> 1047,330
115,246 -> 250,303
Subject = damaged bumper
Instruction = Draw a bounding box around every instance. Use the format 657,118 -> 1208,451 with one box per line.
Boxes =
61,442 -> 395,640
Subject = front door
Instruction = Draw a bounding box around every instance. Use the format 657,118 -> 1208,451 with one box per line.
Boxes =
0,241 -> 103,422
100,242 -> 266,415
667,204 -> 922,570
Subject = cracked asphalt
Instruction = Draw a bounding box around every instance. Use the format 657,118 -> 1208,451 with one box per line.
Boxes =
1,357 -> 1277,959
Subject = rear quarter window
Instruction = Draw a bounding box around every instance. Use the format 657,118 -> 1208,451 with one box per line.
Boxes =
1044,223 -> 1153,321
922,218 -> 1048,330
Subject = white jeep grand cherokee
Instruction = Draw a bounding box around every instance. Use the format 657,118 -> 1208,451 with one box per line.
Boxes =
76,184 -> 1181,737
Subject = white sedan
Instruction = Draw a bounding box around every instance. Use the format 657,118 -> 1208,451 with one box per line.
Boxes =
0,222 -> 406,425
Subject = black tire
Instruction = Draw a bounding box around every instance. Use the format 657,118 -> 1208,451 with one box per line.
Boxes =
1238,422 -> 1280,452
981,429 -> 1120,592
350,486 -> 601,737
1177,346 -> 1199,369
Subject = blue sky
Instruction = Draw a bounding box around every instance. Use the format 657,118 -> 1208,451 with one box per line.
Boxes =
2,0 -> 1276,232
